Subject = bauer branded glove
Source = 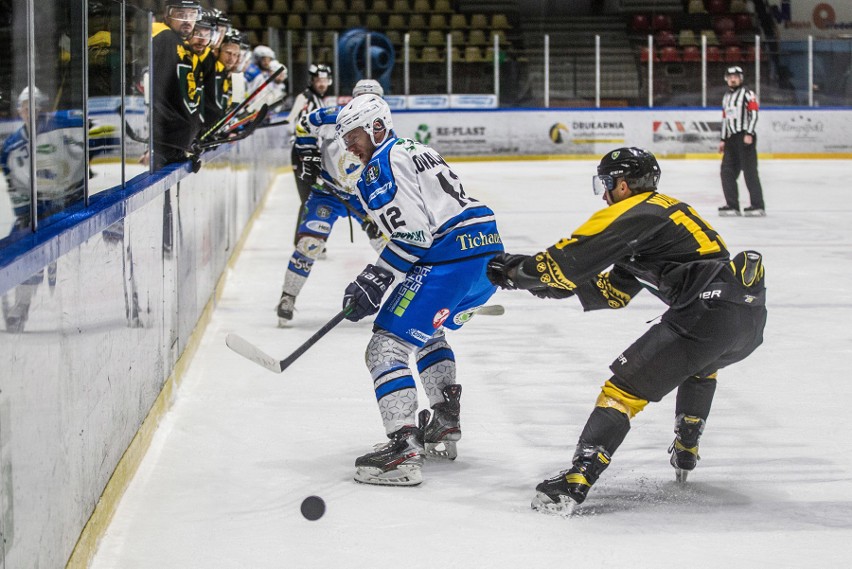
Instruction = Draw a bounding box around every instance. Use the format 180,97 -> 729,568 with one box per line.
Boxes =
343,264 -> 395,322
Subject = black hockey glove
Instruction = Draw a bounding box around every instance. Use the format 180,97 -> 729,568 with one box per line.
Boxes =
296,148 -> 322,184
486,253 -> 530,289
343,264 -> 395,322
529,286 -> 575,300
362,218 -> 382,240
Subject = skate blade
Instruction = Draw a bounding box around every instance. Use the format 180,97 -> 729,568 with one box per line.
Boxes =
277,316 -> 293,328
354,464 -> 422,486
718,210 -> 741,217
425,441 -> 457,461
744,210 -> 766,217
531,492 -> 578,517
675,468 -> 689,483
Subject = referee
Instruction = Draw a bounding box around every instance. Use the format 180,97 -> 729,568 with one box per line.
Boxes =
719,66 -> 766,217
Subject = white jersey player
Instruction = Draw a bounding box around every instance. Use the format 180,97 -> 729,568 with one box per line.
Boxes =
334,95 -> 504,486
275,79 -> 385,326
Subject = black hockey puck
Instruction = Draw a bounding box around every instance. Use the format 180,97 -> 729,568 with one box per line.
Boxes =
300,495 -> 326,521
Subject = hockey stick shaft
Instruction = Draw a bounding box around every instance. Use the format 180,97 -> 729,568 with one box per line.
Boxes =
200,65 -> 284,142
226,303 -> 355,374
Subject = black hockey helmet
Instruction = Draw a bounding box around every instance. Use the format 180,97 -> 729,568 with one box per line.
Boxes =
593,147 -> 661,195
165,1 -> 202,21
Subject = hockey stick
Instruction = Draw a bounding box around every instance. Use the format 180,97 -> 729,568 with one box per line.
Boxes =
199,65 -> 284,142
475,304 -> 505,316
226,303 -> 355,374
192,104 -> 270,152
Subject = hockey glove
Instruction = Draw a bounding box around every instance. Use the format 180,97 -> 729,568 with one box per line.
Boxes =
296,148 -> 322,184
343,264 -> 395,322
362,218 -> 383,240
530,286 -> 575,300
486,253 -> 530,289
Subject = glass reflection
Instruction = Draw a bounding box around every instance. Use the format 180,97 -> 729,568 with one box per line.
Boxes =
31,1 -> 87,226
88,0 -> 123,194
1,0 -> 32,245
123,3 -> 150,177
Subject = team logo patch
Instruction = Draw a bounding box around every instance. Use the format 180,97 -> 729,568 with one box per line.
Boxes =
365,164 -> 380,184
316,205 -> 332,219
433,308 -> 450,328
452,307 -> 477,326
611,150 -> 620,159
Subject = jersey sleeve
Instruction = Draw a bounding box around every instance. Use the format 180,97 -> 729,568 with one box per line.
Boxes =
744,89 -> 759,135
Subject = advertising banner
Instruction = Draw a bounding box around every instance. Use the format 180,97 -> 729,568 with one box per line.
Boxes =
767,1 -> 852,40
391,108 -> 852,157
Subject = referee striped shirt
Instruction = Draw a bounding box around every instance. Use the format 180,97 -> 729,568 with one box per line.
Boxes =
721,86 -> 759,140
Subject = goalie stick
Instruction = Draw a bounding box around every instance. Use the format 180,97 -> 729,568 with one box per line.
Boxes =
225,304 -> 504,374
199,65 -> 285,142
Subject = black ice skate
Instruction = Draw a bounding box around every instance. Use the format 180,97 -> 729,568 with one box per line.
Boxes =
421,384 -> 462,460
718,205 -> 741,217
669,414 -> 706,483
531,444 -> 611,516
743,206 -> 766,217
276,293 -> 295,327
354,425 -> 424,486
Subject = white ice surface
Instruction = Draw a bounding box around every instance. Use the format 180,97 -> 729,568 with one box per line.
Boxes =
91,159 -> 852,568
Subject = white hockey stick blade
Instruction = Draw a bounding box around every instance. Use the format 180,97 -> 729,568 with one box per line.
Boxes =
475,304 -> 505,316
226,333 -> 284,373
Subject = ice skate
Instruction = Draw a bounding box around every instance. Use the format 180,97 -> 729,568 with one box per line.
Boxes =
276,293 -> 295,327
718,205 -> 741,217
354,425 -> 424,486
422,384 -> 462,460
669,414 -> 705,483
743,206 -> 766,217
532,444 -> 611,516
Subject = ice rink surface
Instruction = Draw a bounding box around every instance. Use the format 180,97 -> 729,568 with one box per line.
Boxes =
91,158 -> 852,568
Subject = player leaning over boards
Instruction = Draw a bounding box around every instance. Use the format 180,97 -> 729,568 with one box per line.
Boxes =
275,79 -> 387,326
487,148 -> 767,515
335,95 -> 504,486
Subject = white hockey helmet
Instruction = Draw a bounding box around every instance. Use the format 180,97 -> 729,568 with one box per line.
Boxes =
17,86 -> 46,109
336,94 -> 393,147
253,45 -> 275,62
352,79 -> 384,98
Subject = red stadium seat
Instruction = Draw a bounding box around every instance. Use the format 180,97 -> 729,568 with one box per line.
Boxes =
652,14 -> 672,32
720,30 -> 740,47
660,46 -> 681,62
640,47 -> 659,62
682,45 -> 701,62
707,45 -> 722,62
706,0 -> 728,15
655,30 -> 677,48
714,16 -> 735,35
724,45 -> 742,62
735,13 -> 753,32
631,14 -> 650,34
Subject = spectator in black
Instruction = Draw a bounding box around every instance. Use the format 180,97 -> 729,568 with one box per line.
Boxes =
718,66 -> 766,217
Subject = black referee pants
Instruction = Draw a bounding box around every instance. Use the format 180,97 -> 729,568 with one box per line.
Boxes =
721,132 -> 765,210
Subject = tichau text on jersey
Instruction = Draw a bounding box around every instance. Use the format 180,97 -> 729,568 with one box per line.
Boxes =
456,231 -> 502,251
